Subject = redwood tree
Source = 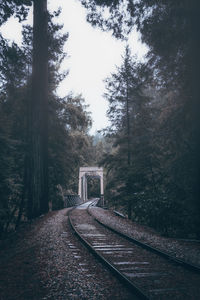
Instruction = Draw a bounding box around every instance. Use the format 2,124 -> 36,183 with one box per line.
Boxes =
27,0 -> 49,218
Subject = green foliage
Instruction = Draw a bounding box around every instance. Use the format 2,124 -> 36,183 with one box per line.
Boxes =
0,0 -> 32,26
0,31 -> 29,234
101,47 -> 199,237
102,48 -> 153,217
48,93 -> 92,207
0,8 -> 93,234
81,0 -> 200,237
87,177 -> 100,198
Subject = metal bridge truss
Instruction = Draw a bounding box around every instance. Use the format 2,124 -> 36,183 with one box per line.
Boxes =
78,167 -> 104,204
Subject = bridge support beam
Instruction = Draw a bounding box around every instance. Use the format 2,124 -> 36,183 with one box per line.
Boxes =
78,167 -> 104,203
78,173 -> 81,197
100,175 -> 104,206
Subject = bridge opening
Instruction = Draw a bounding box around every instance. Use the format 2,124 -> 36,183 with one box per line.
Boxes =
78,167 -> 104,204
87,177 -> 100,199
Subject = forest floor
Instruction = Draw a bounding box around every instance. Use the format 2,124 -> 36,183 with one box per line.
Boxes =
0,208 -> 134,300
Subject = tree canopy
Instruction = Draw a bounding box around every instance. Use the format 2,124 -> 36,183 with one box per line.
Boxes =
0,6 -> 93,234
0,0 -> 32,25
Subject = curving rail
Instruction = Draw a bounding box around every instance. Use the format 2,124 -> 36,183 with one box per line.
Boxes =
69,200 -> 200,299
87,201 -> 200,274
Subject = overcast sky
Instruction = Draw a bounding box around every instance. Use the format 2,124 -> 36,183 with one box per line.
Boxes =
0,0 -> 148,134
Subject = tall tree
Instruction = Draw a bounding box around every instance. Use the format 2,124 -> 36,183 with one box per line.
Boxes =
0,3 -> 95,234
103,48 -> 152,219
27,0 -> 49,218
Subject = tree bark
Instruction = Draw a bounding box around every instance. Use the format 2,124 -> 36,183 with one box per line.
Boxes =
126,70 -> 132,220
27,0 -> 49,218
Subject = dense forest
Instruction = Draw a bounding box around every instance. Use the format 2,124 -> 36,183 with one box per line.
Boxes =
87,0 -> 200,238
0,0 -> 200,239
0,2 -> 99,234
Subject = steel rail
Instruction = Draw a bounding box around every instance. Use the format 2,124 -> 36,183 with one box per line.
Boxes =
87,202 -> 200,274
68,208 -> 150,300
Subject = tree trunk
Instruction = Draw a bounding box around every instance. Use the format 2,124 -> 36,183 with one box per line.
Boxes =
27,0 -> 49,218
126,80 -> 131,167
126,72 -> 132,219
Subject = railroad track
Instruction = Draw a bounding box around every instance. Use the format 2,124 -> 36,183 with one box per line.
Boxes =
87,202 -> 200,274
69,201 -> 200,299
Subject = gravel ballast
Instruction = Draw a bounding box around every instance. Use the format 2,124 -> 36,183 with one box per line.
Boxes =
89,206 -> 200,267
71,205 -> 200,299
0,208 -> 133,300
